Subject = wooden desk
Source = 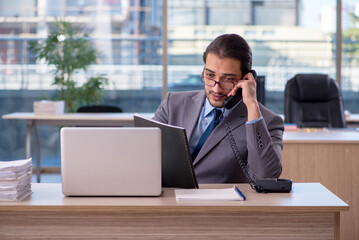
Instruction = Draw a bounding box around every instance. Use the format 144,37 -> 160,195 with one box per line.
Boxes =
0,183 -> 348,240
2,112 -> 153,182
282,129 -> 359,240
346,113 -> 359,127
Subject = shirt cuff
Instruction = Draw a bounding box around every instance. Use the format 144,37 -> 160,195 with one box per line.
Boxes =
246,116 -> 263,124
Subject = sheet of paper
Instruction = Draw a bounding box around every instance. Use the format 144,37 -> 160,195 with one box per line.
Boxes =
0,158 -> 32,174
175,185 -> 245,201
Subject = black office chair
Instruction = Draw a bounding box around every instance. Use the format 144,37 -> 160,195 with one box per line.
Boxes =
77,105 -> 123,113
256,75 -> 265,106
284,73 -> 346,128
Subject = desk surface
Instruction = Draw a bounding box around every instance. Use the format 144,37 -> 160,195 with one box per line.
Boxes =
4,112 -> 359,122
0,183 -> 348,212
0,183 -> 348,240
2,112 -> 154,121
346,113 -> 359,123
283,129 -> 359,143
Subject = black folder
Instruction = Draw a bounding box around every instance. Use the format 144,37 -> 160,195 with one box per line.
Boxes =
134,114 -> 198,189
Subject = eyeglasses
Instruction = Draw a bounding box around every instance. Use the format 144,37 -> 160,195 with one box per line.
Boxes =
201,69 -> 238,90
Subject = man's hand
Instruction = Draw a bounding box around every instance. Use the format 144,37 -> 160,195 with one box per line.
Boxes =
228,71 -> 261,121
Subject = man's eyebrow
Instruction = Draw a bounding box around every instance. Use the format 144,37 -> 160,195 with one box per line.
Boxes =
204,67 -> 215,73
204,68 -> 237,77
222,73 -> 237,77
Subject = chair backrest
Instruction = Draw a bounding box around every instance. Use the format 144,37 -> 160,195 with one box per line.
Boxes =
284,73 -> 346,128
77,105 -> 123,113
256,75 -> 265,105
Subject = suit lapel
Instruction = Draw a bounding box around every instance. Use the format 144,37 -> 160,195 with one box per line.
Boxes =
182,91 -> 206,141
193,101 -> 248,166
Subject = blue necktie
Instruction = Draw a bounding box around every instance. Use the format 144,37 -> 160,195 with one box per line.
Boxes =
192,109 -> 222,160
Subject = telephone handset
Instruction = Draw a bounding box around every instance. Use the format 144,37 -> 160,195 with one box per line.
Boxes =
223,69 -> 257,109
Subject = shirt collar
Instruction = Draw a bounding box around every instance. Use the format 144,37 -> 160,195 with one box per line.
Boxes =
203,96 -> 242,118
204,98 -> 222,117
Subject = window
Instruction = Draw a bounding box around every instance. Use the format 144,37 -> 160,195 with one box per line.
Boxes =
167,0 -> 337,114
342,0 -> 359,114
0,0 -> 357,166
0,0 -> 164,165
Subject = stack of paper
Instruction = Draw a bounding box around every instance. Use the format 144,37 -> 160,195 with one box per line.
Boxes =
34,100 -> 65,115
175,185 -> 246,201
0,158 -> 33,201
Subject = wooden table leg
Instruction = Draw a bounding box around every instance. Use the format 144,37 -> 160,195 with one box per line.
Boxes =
334,212 -> 340,240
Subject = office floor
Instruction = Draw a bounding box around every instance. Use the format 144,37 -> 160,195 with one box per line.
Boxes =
31,173 -> 62,183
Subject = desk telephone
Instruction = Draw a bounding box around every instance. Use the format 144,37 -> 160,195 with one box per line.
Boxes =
222,69 -> 292,193
225,121 -> 292,193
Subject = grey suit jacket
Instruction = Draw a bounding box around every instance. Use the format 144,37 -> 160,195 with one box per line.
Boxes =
153,90 -> 284,183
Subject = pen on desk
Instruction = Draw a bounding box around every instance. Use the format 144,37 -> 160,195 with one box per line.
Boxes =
234,185 -> 246,200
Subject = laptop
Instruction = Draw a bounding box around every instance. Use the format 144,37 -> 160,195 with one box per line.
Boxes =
60,127 -> 162,196
134,114 -> 198,189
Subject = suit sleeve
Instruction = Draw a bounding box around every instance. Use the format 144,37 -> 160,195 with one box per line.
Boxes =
153,92 -> 171,124
245,114 -> 284,179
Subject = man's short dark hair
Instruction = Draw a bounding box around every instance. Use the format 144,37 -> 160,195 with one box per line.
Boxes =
203,34 -> 252,78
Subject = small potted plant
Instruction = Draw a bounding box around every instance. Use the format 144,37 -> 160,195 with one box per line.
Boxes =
29,20 -> 108,112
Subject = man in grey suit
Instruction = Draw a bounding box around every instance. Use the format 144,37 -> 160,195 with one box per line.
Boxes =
153,34 -> 284,184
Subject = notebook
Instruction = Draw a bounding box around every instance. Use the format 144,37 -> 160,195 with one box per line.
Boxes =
133,114 -> 198,189
60,127 -> 162,196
